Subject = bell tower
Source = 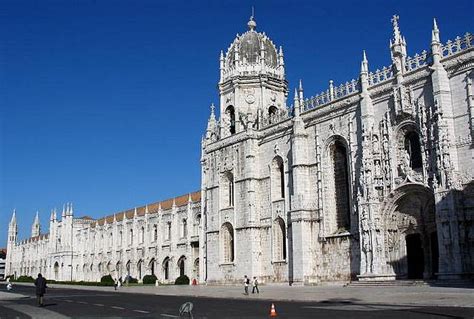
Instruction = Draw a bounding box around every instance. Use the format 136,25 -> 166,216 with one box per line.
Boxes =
218,15 -> 288,137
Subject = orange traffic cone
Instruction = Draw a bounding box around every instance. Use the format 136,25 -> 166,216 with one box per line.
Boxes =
270,303 -> 277,317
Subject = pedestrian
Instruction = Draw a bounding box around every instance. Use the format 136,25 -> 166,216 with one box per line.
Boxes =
114,278 -> 118,290
243,275 -> 249,295
252,276 -> 259,294
34,273 -> 47,307
6,277 -> 12,291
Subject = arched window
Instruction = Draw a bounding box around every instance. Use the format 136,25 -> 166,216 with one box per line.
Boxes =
273,217 -> 286,261
220,222 -> 234,263
119,231 -> 123,246
54,262 -> 59,280
181,219 -> 187,238
137,260 -> 143,280
109,232 -> 113,248
177,256 -> 186,277
166,222 -> 172,241
404,132 -> 422,169
149,259 -> 155,276
329,140 -> 351,231
126,261 -> 131,276
194,214 -> 201,236
222,172 -> 234,207
271,156 -> 285,200
98,262 -> 103,273
153,225 -> 158,242
129,229 -> 133,245
140,226 -> 145,244
226,106 -> 236,135
163,257 -> 170,280
268,106 -> 278,124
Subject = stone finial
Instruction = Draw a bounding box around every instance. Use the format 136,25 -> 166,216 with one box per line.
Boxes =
62,204 -> 66,218
247,15 -> 256,31
391,14 -> 401,43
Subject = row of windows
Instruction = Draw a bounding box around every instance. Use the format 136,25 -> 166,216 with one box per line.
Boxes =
220,131 -> 423,233
78,215 -> 202,251
220,218 -> 286,263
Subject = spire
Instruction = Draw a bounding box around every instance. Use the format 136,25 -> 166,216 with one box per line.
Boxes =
206,103 -> 217,140
389,15 -> 407,77
360,50 -> 370,92
432,18 -> 440,42
298,79 -> 304,105
431,18 -> 442,64
10,209 -> 17,225
391,14 -> 401,43
62,204 -> 66,218
361,50 -> 368,73
278,46 -> 284,66
32,210 -> 41,237
50,209 -> 57,222
293,88 -> 300,117
69,203 -> 74,216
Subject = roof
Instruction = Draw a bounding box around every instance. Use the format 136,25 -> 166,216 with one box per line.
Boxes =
89,191 -> 201,228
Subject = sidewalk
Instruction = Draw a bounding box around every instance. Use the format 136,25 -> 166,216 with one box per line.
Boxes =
5,282 -> 474,308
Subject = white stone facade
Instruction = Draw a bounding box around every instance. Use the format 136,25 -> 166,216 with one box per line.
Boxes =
5,15 -> 474,285
200,16 -> 474,284
6,193 -> 203,283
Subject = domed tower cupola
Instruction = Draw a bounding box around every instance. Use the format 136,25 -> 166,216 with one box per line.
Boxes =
217,15 -> 288,137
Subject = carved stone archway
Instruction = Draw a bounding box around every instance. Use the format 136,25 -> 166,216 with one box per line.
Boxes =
381,183 -> 437,279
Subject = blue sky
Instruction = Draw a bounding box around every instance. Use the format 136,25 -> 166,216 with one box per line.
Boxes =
0,0 -> 472,247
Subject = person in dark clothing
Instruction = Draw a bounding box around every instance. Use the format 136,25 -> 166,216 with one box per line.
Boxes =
34,273 -> 47,307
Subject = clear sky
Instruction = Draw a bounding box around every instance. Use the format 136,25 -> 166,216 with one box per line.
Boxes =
0,0 -> 472,247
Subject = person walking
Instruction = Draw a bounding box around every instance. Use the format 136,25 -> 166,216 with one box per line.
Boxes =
243,275 -> 249,295
34,273 -> 47,307
252,276 -> 259,294
114,278 -> 118,290
6,277 -> 12,291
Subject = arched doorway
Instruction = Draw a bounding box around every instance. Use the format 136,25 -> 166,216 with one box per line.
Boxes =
149,259 -> 156,276
54,262 -> 59,280
383,185 -> 438,279
177,256 -> 186,277
163,257 -> 170,281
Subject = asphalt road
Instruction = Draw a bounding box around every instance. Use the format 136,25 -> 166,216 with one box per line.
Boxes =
1,285 -> 473,318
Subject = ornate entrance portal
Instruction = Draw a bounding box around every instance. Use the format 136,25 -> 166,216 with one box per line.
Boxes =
383,185 -> 439,279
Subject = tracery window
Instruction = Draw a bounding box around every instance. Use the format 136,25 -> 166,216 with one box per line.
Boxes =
404,132 -> 422,169
222,172 -> 235,207
327,139 -> 351,231
220,222 -> 234,263
181,219 -> 187,238
166,221 -> 172,241
268,106 -> 278,124
153,225 -> 158,242
271,156 -> 285,200
140,226 -> 145,244
273,217 -> 286,261
163,257 -> 170,280
226,106 -> 236,134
